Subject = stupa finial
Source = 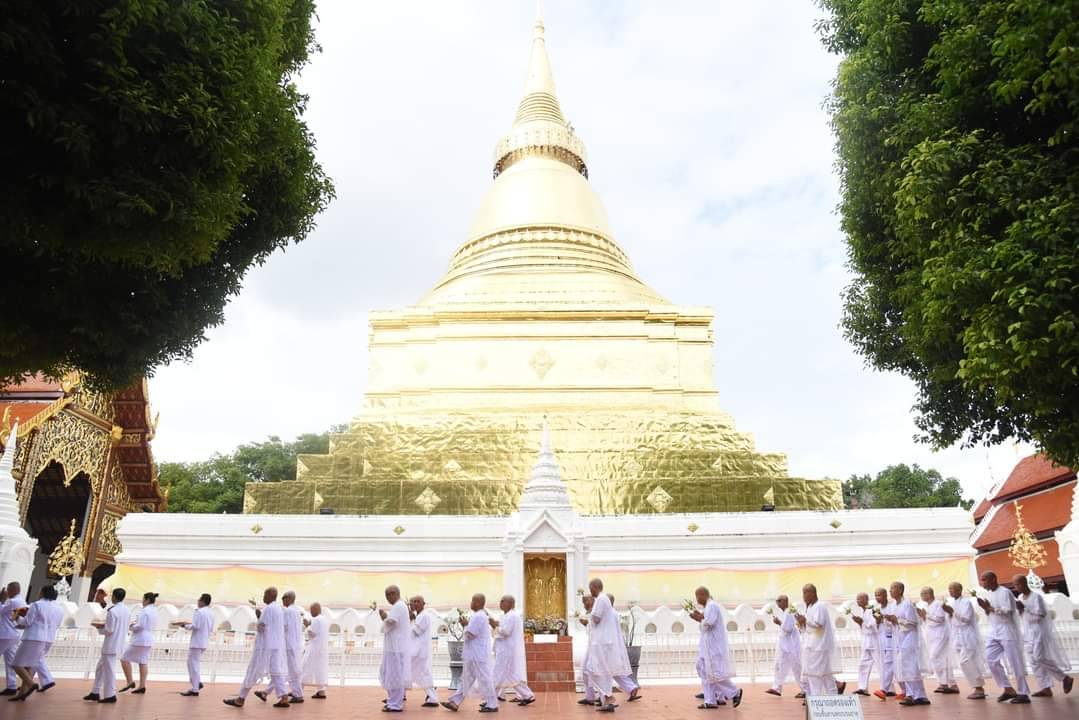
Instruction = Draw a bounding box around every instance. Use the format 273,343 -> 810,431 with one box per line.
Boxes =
515,0 -> 562,125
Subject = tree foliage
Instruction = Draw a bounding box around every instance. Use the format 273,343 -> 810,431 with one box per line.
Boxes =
159,425 -> 345,514
0,0 -> 334,389
843,463 -> 973,510
818,0 -> 1079,468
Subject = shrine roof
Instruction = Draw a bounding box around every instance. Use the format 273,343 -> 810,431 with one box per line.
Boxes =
971,482 -> 1075,550
972,498 -> 991,522
0,374 -> 63,397
992,454 -> 1074,502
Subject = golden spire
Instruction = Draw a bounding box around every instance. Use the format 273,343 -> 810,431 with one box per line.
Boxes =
514,1 -> 563,126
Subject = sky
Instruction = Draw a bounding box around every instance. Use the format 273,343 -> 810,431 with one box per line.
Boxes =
148,0 -> 1030,503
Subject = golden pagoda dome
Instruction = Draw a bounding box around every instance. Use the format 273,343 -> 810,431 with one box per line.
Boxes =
421,9 -> 667,309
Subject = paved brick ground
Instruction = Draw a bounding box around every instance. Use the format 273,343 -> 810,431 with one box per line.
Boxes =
2,681 -> 1074,719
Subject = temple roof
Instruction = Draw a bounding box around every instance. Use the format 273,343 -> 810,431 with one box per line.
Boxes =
420,9 -> 669,310
991,454 -> 1074,502
971,482 -> 1075,550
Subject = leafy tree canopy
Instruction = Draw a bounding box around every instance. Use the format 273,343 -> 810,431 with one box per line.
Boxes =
0,0 -> 334,389
159,425 -> 346,514
818,0 -> 1079,468
843,463 -> 973,510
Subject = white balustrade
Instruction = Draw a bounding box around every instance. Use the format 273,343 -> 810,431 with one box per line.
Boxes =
38,596 -> 1079,685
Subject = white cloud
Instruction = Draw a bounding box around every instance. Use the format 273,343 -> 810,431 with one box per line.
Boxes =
149,0 -> 1029,503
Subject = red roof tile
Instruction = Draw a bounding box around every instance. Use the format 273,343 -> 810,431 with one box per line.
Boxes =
992,454 -> 1074,502
973,482 -> 1075,549
972,498 -> 991,522
975,539 -> 1064,583
0,374 -> 63,395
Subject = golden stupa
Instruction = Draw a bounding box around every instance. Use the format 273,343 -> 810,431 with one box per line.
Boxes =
245,12 -> 843,516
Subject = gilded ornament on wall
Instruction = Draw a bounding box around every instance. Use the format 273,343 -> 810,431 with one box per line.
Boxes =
524,555 -> 566,621
414,487 -> 442,514
646,485 -> 673,512
47,519 -> 84,577
529,349 -> 554,379
98,514 -> 122,556
21,411 -> 109,507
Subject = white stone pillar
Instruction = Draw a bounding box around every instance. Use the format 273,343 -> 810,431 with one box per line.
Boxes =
1053,480 -> 1079,592
0,425 -> 38,588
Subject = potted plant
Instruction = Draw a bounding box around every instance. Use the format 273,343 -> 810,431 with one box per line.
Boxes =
620,603 -> 643,683
443,609 -> 468,690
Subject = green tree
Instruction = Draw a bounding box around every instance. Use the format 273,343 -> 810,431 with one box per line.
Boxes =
843,464 -> 973,510
0,0 -> 334,390
160,424 -> 345,513
817,0 -> 1079,468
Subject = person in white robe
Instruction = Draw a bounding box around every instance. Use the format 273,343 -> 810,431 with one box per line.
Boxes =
582,578 -> 631,713
407,596 -> 438,707
1013,574 -> 1073,697
918,587 -> 957,693
796,583 -> 841,698
302,602 -> 330,700
378,585 -> 411,712
606,593 -> 642,702
872,587 -> 898,700
851,592 -> 881,696
171,592 -> 214,696
977,571 -> 1030,704
119,591 -> 159,694
690,586 -> 742,709
578,594 -> 598,706
223,586 -> 290,708
942,582 -> 987,699
30,586 -> 63,693
267,591 -> 304,703
884,582 -> 929,706
766,594 -> 803,697
489,595 -> 536,705
0,581 -> 27,697
86,587 -> 131,703
8,584 -> 63,701
442,593 -> 498,713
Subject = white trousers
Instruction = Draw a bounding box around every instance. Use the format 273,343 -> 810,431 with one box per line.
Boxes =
581,667 -> 596,701
282,646 -> 302,696
450,659 -> 497,709
385,686 -> 405,711
240,649 -> 288,699
857,645 -> 880,691
1031,655 -> 1067,691
772,649 -> 803,692
930,651 -> 955,686
806,674 -> 837,696
613,674 -> 637,694
36,656 -> 53,687
903,679 -> 927,700
880,639 -> 896,692
986,636 -> 1030,695
92,653 -> 118,698
422,686 -> 438,702
187,648 -> 204,692
955,644 -> 984,687
0,638 -> 17,690
505,681 -> 534,700
697,657 -> 737,703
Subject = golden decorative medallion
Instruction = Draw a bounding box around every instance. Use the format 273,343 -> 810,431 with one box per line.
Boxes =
687,522 -> 699,533
48,519 -> 83,577
829,518 -> 842,529
393,525 -> 405,535
250,523 -> 263,535
414,487 -> 442,514
646,485 -> 673,513
529,349 -> 554,379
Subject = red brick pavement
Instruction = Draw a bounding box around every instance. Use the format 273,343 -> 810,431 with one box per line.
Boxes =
2,681 -> 1075,719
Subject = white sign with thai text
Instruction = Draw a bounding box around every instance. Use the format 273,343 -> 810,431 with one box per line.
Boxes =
805,695 -> 864,720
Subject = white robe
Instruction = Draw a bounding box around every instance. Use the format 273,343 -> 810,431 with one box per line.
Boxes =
409,610 -> 435,689
923,599 -> 953,682
379,600 -> 411,692
1020,592 -> 1070,675
583,593 -> 630,695
697,599 -> 735,682
301,615 -> 330,687
948,596 -> 987,684
493,610 -> 528,688
893,599 -> 927,683
802,601 -> 840,677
